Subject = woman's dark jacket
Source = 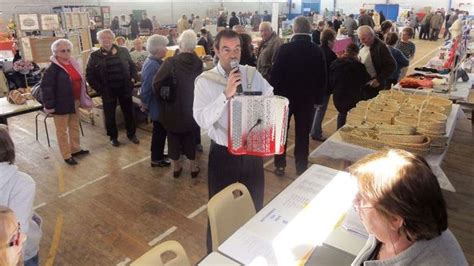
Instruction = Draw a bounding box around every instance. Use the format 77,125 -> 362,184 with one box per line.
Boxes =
41,57 -> 93,114
321,44 -> 337,95
330,56 -> 371,113
153,52 -> 203,133
86,44 -> 137,103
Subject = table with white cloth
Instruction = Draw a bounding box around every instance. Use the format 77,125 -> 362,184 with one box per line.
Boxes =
214,164 -> 368,265
0,97 -> 43,125
395,72 -> 472,103
310,104 -> 465,192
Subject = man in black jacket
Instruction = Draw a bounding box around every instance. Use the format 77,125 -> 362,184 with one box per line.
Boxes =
228,12 -> 240,29
357,25 -> 396,99
86,29 -> 139,147
271,16 -> 327,176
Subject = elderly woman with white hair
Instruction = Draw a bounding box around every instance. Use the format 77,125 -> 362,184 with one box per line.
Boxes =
153,29 -> 203,178
139,34 -> 171,168
40,39 -> 93,165
86,29 -> 139,147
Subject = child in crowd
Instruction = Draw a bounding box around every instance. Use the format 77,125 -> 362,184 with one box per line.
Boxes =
330,43 -> 371,129
395,27 -> 416,78
386,32 -> 409,87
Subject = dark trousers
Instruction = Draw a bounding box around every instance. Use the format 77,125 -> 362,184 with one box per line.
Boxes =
151,121 -> 167,161
420,25 -> 430,39
430,28 -> 440,40
195,128 -> 201,145
206,141 -> 264,253
311,94 -> 330,139
337,112 -> 347,129
274,101 -> 313,173
167,130 -> 196,160
103,95 -> 136,140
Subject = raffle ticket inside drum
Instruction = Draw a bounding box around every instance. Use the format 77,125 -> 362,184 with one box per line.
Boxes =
228,95 -> 289,156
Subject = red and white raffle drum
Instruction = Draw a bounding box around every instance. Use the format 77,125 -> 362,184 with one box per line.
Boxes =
228,95 -> 289,156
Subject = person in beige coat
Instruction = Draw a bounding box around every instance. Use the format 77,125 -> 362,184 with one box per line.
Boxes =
177,15 -> 190,34
429,11 -> 443,41
256,22 -> 283,81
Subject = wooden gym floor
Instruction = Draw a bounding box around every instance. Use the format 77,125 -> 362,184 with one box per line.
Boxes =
7,37 -> 473,265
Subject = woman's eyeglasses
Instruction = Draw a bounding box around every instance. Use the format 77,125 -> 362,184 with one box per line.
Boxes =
7,222 -> 21,248
59,49 -> 71,53
353,194 -> 375,212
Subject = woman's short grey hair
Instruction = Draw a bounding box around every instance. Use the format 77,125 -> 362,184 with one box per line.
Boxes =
293,16 -> 311,34
97,29 -> 115,40
51,39 -> 73,55
178,30 -> 197,53
0,124 -> 15,164
146,34 -> 169,55
357,25 -> 375,37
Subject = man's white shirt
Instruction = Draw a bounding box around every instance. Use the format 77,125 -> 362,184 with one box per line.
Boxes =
193,63 -> 273,147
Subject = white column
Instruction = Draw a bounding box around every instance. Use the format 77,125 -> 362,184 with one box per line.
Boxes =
272,3 -> 279,33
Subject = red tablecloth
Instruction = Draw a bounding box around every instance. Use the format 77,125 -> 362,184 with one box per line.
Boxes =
332,37 -> 352,54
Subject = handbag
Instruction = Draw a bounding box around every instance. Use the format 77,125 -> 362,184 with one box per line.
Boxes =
159,58 -> 177,102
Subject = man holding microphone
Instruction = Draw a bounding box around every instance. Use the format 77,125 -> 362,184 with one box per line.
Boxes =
193,29 -> 273,252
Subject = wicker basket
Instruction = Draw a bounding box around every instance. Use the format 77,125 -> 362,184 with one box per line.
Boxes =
417,125 -> 446,136
375,124 -> 416,135
421,111 -> 447,122
347,120 -> 376,129
427,97 -> 452,114
339,126 -> 430,155
422,105 -> 446,114
339,127 -> 385,150
378,134 -> 426,143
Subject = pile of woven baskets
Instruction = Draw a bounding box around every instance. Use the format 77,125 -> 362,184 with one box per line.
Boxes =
341,89 -> 453,155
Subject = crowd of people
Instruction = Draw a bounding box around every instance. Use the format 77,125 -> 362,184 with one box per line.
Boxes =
0,5 -> 471,265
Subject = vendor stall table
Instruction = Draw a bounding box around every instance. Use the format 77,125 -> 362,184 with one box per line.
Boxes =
309,104 -> 464,192
215,164 -> 367,265
395,72 -> 472,103
0,97 -> 42,125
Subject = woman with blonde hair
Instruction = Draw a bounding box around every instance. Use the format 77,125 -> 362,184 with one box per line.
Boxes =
0,206 -> 27,266
349,149 -> 467,265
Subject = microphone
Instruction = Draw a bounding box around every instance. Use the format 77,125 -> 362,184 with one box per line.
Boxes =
230,59 -> 243,94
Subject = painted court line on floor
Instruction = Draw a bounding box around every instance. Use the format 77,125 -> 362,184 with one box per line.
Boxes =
411,46 -> 441,68
12,124 -> 36,138
116,257 -> 131,266
148,226 -> 178,246
58,174 -> 109,198
44,213 -> 64,266
121,156 -> 151,170
34,202 -> 47,210
187,204 -> 207,219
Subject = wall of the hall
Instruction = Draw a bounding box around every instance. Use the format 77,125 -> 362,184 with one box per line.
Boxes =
320,0 -> 471,16
0,0 -> 470,26
0,0 -> 279,25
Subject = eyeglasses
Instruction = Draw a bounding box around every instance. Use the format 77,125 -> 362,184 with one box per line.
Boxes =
353,194 -> 375,212
59,49 -> 71,53
7,222 -> 21,248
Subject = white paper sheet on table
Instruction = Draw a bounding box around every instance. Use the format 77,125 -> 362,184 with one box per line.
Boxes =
309,104 -> 463,192
218,165 -> 359,265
